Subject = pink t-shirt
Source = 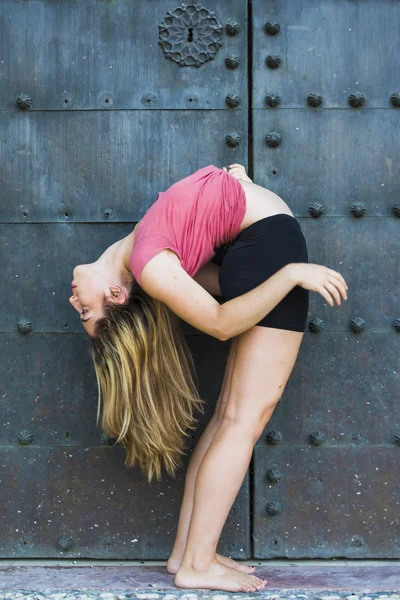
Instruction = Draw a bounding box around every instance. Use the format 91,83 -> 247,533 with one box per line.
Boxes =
130,165 -> 246,287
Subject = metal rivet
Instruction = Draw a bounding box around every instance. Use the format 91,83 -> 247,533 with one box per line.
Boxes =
393,318 -> 400,333
225,54 -> 240,69
348,92 -> 365,108
266,468 -> 283,483
265,54 -> 281,69
394,432 -> 400,446
309,431 -> 326,446
309,317 -> 324,333
225,132 -> 241,147
225,20 -> 240,36
351,535 -> 364,547
392,203 -> 400,218
307,92 -> 323,107
266,430 -> 283,445
308,203 -> 324,218
16,93 -> 32,109
17,319 -> 32,334
390,92 -> 400,108
57,535 -> 73,551
18,430 -> 34,445
265,93 -> 281,108
266,501 -> 282,516
225,93 -> 241,108
350,317 -> 367,333
265,132 -> 281,147
350,202 -> 367,218
264,20 -> 280,36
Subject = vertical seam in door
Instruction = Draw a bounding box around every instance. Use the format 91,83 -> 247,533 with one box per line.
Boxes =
248,0 -> 255,560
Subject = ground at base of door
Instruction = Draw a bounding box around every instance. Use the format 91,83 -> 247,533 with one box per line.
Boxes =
0,564 -> 398,599
0,592 -> 400,600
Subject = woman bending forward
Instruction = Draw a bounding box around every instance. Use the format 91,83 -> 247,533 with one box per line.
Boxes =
69,164 -> 348,593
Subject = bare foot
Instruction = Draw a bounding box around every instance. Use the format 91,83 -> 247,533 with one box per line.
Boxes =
167,552 -> 255,575
216,554 -> 256,574
174,559 -> 267,592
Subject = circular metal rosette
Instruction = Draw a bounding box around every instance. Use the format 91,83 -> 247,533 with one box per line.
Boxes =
158,4 -> 224,67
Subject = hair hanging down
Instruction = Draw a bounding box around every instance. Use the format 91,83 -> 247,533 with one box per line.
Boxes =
89,278 -> 205,483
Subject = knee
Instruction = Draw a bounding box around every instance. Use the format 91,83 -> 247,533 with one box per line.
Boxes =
220,404 -> 278,443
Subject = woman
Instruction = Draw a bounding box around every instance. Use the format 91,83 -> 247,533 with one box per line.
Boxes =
69,164 -> 348,593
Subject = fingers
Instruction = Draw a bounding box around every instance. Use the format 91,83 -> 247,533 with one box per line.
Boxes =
324,281 -> 342,305
228,167 -> 246,176
318,286 -> 335,306
329,276 -> 348,301
232,174 -> 253,183
322,276 -> 348,306
326,270 -> 348,302
327,268 -> 348,290
227,164 -> 253,183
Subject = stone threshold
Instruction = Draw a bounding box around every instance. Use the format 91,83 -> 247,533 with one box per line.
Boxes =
0,561 -> 398,597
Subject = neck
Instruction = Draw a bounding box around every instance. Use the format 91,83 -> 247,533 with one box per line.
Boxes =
98,226 -> 138,282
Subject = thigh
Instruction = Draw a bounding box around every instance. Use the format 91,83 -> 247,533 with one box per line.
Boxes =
222,325 -> 304,434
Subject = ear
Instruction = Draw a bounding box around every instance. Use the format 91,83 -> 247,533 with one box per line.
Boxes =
109,285 -> 128,304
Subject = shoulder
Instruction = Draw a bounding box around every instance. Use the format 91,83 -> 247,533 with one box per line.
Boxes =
140,247 -> 182,282
130,235 -> 182,286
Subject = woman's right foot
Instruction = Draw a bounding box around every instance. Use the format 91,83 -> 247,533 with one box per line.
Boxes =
174,559 -> 268,592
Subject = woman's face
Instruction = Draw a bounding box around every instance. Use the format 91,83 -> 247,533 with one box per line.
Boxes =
69,264 -> 107,336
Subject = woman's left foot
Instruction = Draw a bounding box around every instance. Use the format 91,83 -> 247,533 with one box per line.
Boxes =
167,552 -> 255,575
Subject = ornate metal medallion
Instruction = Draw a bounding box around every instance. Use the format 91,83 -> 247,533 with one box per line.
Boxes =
158,4 -> 223,67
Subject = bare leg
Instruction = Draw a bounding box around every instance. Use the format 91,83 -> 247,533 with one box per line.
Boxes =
175,326 -> 304,592
167,339 -> 255,575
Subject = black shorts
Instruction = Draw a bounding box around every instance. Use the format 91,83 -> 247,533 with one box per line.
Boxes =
218,213 -> 309,333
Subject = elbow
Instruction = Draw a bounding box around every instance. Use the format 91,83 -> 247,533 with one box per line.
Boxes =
214,306 -> 231,341
215,323 -> 231,342
219,332 -> 231,342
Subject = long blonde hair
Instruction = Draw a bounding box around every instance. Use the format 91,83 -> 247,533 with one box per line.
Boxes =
89,278 -> 205,482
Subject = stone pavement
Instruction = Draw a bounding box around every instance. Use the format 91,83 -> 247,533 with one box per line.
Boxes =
0,560 -> 398,600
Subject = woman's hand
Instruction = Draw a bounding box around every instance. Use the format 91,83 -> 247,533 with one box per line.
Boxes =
287,263 -> 348,306
223,163 -> 253,183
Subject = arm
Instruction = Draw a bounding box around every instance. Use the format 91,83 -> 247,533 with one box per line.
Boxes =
140,252 -> 297,341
